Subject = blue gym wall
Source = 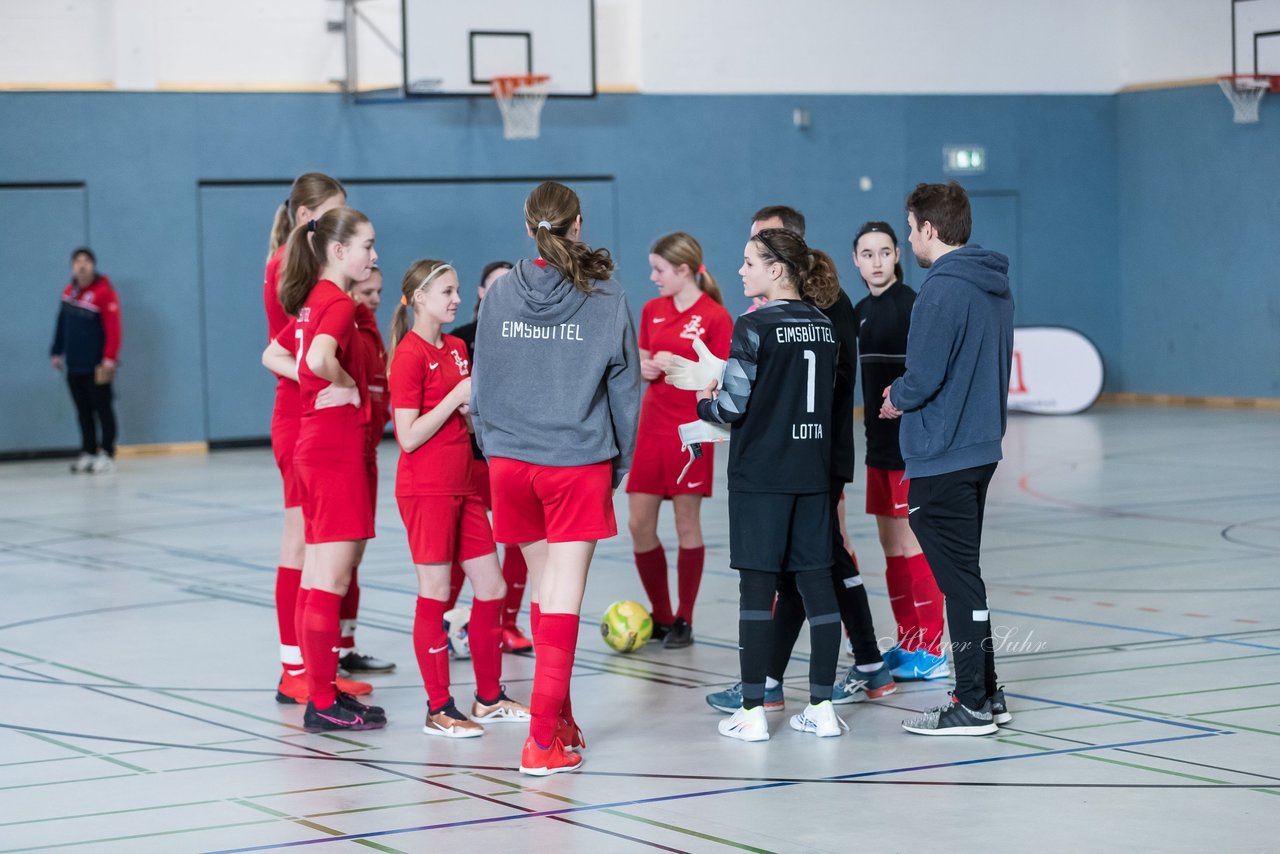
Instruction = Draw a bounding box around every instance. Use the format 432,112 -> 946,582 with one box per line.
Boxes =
0,88 -> 1195,453
1117,84 -> 1280,397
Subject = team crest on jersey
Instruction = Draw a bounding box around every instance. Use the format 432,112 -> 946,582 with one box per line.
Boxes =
679,314 -> 706,342
451,349 -> 470,375
298,307 -> 311,322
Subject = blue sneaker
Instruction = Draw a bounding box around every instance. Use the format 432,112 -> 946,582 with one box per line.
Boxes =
831,665 -> 897,705
880,644 -> 906,670
890,648 -> 951,681
706,682 -> 785,714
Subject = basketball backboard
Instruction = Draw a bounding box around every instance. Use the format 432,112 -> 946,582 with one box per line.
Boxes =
402,0 -> 595,98
1233,0 -> 1280,76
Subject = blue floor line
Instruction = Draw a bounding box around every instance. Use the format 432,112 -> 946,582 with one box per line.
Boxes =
201,730 -> 1224,853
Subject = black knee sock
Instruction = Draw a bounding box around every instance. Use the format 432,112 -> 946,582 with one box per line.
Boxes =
766,574 -> 805,682
738,569 -> 777,710
796,570 -> 841,705
829,483 -> 882,665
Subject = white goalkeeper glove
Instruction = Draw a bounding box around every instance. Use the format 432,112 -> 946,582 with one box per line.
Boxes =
664,337 -> 726,391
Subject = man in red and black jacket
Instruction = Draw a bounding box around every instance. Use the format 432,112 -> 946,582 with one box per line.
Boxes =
50,247 -> 122,474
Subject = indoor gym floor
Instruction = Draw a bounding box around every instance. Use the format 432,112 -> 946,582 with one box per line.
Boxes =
1,405 -> 1278,853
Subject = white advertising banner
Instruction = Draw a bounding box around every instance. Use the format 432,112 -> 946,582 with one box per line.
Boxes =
1008,327 -> 1104,415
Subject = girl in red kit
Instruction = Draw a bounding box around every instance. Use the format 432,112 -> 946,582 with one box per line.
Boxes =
263,173 -> 378,704
336,266 -> 397,674
627,232 -> 731,649
390,259 -> 531,738
262,207 -> 386,732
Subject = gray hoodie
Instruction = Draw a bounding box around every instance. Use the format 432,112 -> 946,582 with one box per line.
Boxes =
470,259 -> 641,487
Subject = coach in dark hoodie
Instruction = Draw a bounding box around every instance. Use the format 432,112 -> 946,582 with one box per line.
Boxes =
881,181 -> 1014,737
471,181 -> 640,776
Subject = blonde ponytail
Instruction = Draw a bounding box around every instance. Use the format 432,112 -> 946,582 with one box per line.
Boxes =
390,259 -> 452,351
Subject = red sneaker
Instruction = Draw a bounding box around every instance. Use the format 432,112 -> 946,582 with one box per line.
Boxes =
556,716 -> 586,752
500,625 -> 534,654
336,675 -> 373,696
519,736 -> 583,776
276,671 -> 308,705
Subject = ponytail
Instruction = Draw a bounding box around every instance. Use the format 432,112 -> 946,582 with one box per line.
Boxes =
751,228 -> 840,309
525,181 -> 613,295
391,259 -> 453,351
267,202 -> 291,260
278,207 -> 371,316
650,230 -> 722,305
696,268 -> 723,305
267,172 -> 346,261
799,249 -> 841,310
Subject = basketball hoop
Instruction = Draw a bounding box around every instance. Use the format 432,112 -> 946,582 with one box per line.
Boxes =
491,74 -> 551,140
1217,74 -> 1278,124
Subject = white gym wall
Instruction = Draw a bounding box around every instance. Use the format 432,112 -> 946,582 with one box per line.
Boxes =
0,0 -> 1237,93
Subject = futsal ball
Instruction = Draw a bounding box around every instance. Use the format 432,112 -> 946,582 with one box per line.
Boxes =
600,600 -> 653,653
443,606 -> 471,659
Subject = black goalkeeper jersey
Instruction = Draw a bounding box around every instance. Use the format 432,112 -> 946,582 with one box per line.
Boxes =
852,282 -> 916,470
697,299 -> 837,494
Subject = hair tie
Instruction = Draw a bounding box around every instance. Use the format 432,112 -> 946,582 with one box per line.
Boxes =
400,295 -> 408,307
307,219 -> 317,233
697,264 -> 706,275
537,220 -> 552,230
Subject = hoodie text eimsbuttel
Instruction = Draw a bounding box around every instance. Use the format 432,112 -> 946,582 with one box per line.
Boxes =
470,259 -> 641,487
888,245 -> 1014,480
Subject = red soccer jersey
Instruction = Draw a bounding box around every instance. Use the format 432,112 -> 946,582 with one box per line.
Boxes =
263,245 -> 289,342
353,302 -> 389,459
637,292 -> 733,428
283,280 -> 367,460
263,246 -> 301,425
389,331 -> 474,497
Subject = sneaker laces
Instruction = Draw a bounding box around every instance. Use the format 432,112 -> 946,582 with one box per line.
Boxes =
838,669 -> 866,692
906,692 -> 957,728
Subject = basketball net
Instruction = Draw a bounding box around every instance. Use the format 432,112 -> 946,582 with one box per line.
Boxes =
1217,75 -> 1275,124
492,74 -> 551,140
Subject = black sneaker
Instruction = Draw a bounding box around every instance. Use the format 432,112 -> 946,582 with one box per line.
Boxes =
990,686 -> 1012,725
650,622 -> 674,643
338,691 -> 386,722
304,698 -> 387,732
901,692 -> 997,736
663,618 -> 694,649
339,651 -> 397,674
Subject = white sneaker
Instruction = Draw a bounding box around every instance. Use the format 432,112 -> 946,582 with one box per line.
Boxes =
718,705 -> 770,742
789,700 -> 849,738
70,453 -> 94,474
89,453 -> 116,474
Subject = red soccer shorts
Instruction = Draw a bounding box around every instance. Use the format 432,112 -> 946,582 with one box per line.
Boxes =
471,457 -> 492,509
489,457 -> 616,544
398,493 -> 496,565
296,460 -> 375,543
625,428 -> 714,498
866,466 -> 911,518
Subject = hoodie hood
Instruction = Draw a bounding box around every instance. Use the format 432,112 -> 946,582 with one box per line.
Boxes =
506,259 -> 591,324
929,244 -> 1010,297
